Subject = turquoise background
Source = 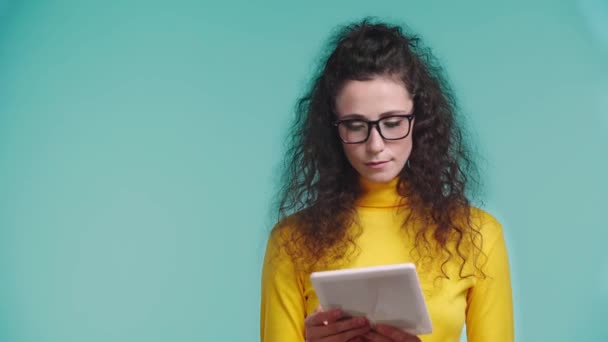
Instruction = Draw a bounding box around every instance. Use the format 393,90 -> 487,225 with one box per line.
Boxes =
1,0 -> 606,341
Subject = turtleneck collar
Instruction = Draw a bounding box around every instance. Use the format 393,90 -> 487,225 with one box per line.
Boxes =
355,176 -> 407,208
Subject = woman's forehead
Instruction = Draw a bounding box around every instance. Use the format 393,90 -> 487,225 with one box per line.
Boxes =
335,77 -> 413,118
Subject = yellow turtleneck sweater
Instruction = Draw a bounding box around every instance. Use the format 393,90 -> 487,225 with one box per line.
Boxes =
260,178 -> 514,341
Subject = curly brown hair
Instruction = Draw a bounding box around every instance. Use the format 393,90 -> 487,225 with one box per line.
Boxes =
275,18 -> 484,278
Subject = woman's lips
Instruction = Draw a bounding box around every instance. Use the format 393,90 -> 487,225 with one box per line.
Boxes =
365,161 -> 388,169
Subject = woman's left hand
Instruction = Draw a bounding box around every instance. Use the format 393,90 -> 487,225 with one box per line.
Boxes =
363,324 -> 421,342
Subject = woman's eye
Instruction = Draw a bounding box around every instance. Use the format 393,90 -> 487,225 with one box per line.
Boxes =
344,121 -> 366,131
383,119 -> 403,128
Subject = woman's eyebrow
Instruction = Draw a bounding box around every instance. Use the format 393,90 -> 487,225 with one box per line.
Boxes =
339,110 -> 411,120
339,113 -> 367,120
378,110 -> 411,117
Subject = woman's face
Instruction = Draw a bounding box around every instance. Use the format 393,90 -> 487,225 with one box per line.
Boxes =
334,76 -> 415,183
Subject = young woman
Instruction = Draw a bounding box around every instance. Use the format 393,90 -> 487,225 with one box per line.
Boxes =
260,19 -> 513,342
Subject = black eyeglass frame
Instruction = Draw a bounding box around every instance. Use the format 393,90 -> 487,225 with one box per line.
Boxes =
332,114 -> 416,144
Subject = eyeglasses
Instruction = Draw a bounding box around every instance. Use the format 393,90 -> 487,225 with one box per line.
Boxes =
333,114 -> 415,144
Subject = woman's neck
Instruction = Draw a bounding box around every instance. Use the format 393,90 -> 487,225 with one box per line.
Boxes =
356,176 -> 407,208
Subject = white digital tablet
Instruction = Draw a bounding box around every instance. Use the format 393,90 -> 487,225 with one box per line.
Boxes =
310,263 -> 432,335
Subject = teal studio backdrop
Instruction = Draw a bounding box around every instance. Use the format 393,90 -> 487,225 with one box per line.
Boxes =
0,0 -> 606,341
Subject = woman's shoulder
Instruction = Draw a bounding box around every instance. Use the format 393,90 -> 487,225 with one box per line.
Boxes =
265,213 -> 304,252
467,206 -> 505,249
269,212 -> 300,235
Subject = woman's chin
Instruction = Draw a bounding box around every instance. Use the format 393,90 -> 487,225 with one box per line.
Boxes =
359,170 -> 399,184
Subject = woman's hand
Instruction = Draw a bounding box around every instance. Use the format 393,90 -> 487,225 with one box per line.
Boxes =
305,306 -> 371,342
363,324 -> 420,342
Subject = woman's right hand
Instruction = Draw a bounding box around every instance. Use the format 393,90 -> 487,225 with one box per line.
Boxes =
305,306 -> 371,342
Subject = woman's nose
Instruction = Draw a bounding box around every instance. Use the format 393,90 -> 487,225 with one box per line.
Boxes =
366,124 -> 385,153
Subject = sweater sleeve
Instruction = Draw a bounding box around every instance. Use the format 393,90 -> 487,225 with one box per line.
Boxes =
260,229 -> 306,342
465,214 -> 514,341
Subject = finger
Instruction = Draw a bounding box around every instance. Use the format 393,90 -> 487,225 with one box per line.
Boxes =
346,337 -> 365,342
321,325 -> 370,342
305,308 -> 343,327
324,317 -> 369,336
374,324 -> 421,342
362,331 -> 392,342
307,317 -> 369,340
